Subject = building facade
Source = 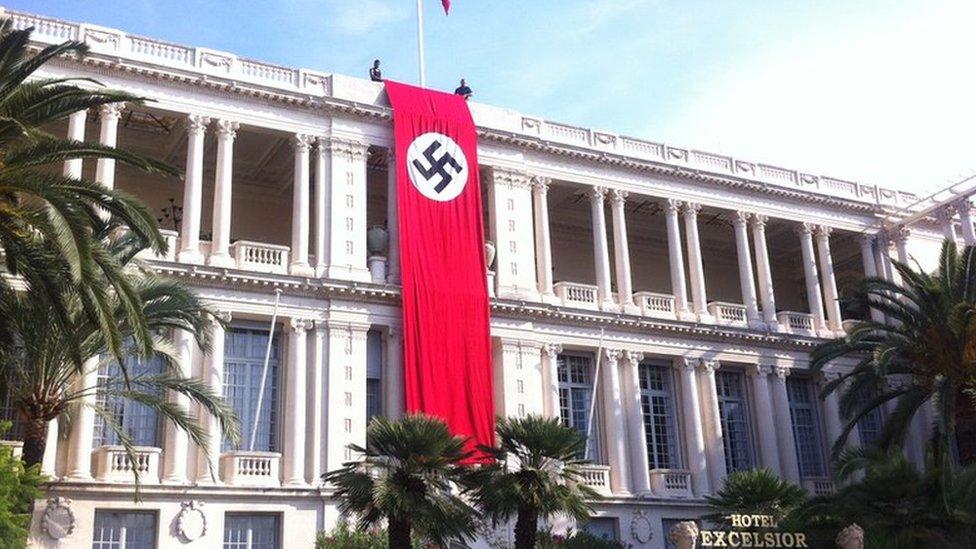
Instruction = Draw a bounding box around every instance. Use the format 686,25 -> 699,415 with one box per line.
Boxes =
1,7 -> 958,549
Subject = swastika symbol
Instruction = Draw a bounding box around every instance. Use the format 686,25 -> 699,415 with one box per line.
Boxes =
411,140 -> 462,193
405,132 -> 469,202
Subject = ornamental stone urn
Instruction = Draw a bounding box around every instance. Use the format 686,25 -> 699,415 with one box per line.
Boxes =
667,521 -> 699,549
367,225 -> 388,255
485,240 -> 496,269
835,523 -> 864,549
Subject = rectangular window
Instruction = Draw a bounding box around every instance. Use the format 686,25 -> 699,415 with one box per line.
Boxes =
223,514 -> 279,549
93,355 -> 165,447
787,377 -> 826,477
856,387 -> 884,447
557,353 -> 599,460
582,517 -> 618,541
638,362 -> 680,469
366,329 -> 383,422
716,371 -> 755,473
223,327 -> 280,452
92,510 -> 157,549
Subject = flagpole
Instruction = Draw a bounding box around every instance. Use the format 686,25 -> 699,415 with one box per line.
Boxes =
416,0 -> 426,87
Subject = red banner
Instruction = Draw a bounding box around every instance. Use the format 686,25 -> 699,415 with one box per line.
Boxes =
386,81 -> 494,457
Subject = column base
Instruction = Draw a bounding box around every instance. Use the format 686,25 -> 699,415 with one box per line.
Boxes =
677,310 -> 698,322
178,248 -> 205,265
162,475 -> 189,485
539,291 -> 560,305
289,261 -> 315,277
497,286 -> 541,302
696,313 -> 716,324
208,252 -> 235,268
599,300 -> 620,313
315,263 -> 328,278
764,320 -> 782,332
620,302 -> 641,316
321,264 -> 372,283
65,472 -> 93,482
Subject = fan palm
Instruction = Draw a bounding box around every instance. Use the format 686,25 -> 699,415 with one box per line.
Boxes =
466,415 -> 599,549
812,240 -> 976,476
323,414 -> 477,548
703,468 -> 808,528
0,222 -> 239,473
0,17 -> 180,363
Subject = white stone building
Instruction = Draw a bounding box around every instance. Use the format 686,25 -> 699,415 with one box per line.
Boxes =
1,7 -> 959,549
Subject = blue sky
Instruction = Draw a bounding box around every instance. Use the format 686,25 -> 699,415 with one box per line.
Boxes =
13,0 -> 976,193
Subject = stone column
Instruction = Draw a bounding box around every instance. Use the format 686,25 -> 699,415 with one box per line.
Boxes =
289,134 -> 314,275
683,203 -> 713,322
488,169 -> 538,300
589,186 -> 615,310
283,318 -> 309,486
314,139 -> 329,277
958,200 -> 976,245
94,103 -> 124,189
41,419 -> 59,477
674,357 -> 709,495
770,365 -> 801,483
815,226 -> 843,333
733,212 -> 761,327
208,120 -> 239,268
386,150 -> 401,284
858,234 -> 886,321
321,137 -> 371,281
197,311 -> 230,483
600,349 -> 631,495
384,328 -> 404,420
63,110 -> 87,178
751,214 -> 779,329
891,227 -> 910,264
699,360 -> 728,489
65,357 -> 99,480
532,177 -> 556,301
936,205 -> 957,242
664,199 -> 692,319
306,322 -> 326,484
162,329 -> 195,483
746,364 -> 780,474
542,343 -> 563,419
873,233 -> 893,282
820,372 -> 846,456
324,321 -> 370,473
178,115 -> 210,264
622,351 -> 651,495
797,223 -> 827,334
610,190 -> 637,313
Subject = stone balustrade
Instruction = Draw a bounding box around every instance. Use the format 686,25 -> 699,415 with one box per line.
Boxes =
649,469 -> 693,498
93,446 -> 161,483
578,464 -> 612,496
707,301 -> 748,327
231,241 -> 291,274
802,476 -> 836,496
0,440 -> 23,459
777,311 -> 817,336
219,451 -> 281,487
634,291 -> 676,319
554,282 -> 600,310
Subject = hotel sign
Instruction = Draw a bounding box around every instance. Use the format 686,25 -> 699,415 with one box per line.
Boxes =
698,514 -> 808,548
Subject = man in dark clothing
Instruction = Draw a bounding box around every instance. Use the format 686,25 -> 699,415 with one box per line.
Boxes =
454,78 -> 472,100
369,59 -> 382,82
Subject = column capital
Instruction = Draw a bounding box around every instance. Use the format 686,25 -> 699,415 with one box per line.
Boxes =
796,222 -> 816,237
956,199 -> 972,216
697,359 -> 719,374
588,185 -> 608,204
609,188 -> 628,206
214,119 -> 239,139
542,343 -> 563,360
289,317 -> 312,333
858,232 -> 876,247
819,369 -> 843,383
889,226 -> 910,245
750,213 -> 769,228
98,102 -> 125,121
186,114 -> 211,136
814,225 -> 833,239
320,136 -> 369,160
733,211 -> 751,226
664,198 -> 683,215
531,176 -> 551,194
673,356 -> 698,371
603,348 -> 622,364
385,147 -> 396,165
292,133 -> 315,152
745,363 -> 771,377
772,364 -> 791,380
682,202 -> 702,217
936,205 -> 955,223
491,167 -> 532,189
624,350 -> 644,366
210,310 -> 232,325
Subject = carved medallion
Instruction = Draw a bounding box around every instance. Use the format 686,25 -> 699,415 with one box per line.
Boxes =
176,501 -> 207,541
42,497 -> 75,540
630,509 -> 653,544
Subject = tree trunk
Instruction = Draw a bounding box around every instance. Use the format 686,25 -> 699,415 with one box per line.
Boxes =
514,505 -> 539,549
21,416 -> 49,470
388,514 -> 412,549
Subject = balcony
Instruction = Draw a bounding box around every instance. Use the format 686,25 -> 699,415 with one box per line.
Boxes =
219,451 -> 281,487
554,282 -> 600,310
93,446 -> 161,483
777,311 -> 816,336
134,229 -> 179,262
231,241 -> 290,274
649,469 -> 693,498
634,291 -> 676,319
802,477 -> 836,496
578,464 -> 612,496
707,301 -> 748,327
0,440 -> 23,459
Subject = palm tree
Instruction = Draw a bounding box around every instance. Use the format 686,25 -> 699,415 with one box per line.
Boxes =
703,468 -> 807,528
467,415 -> 599,549
0,17 -> 180,361
812,240 -> 976,474
0,223 -> 239,471
323,414 -> 476,548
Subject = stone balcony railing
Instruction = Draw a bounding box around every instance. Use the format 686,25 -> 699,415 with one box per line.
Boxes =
802,477 -> 836,496
231,241 -> 290,274
0,440 -> 23,459
707,301 -> 748,327
220,451 -> 281,487
93,445 -> 161,483
777,311 -> 817,336
634,291 -> 676,319
578,464 -> 612,496
649,469 -> 693,498
134,229 -> 178,262
554,282 -> 600,310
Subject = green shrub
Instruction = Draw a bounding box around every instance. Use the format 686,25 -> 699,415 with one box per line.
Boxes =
0,422 -> 45,549
536,528 -> 626,549
315,523 -> 429,549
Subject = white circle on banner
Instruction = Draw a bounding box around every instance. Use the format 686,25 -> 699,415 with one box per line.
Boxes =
405,132 -> 469,202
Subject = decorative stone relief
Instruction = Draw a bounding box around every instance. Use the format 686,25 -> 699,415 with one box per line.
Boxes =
630,509 -> 653,544
176,501 -> 207,542
41,497 -> 75,540
667,520 -> 699,549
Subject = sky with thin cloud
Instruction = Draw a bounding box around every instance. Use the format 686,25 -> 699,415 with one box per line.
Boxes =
15,0 -> 975,194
